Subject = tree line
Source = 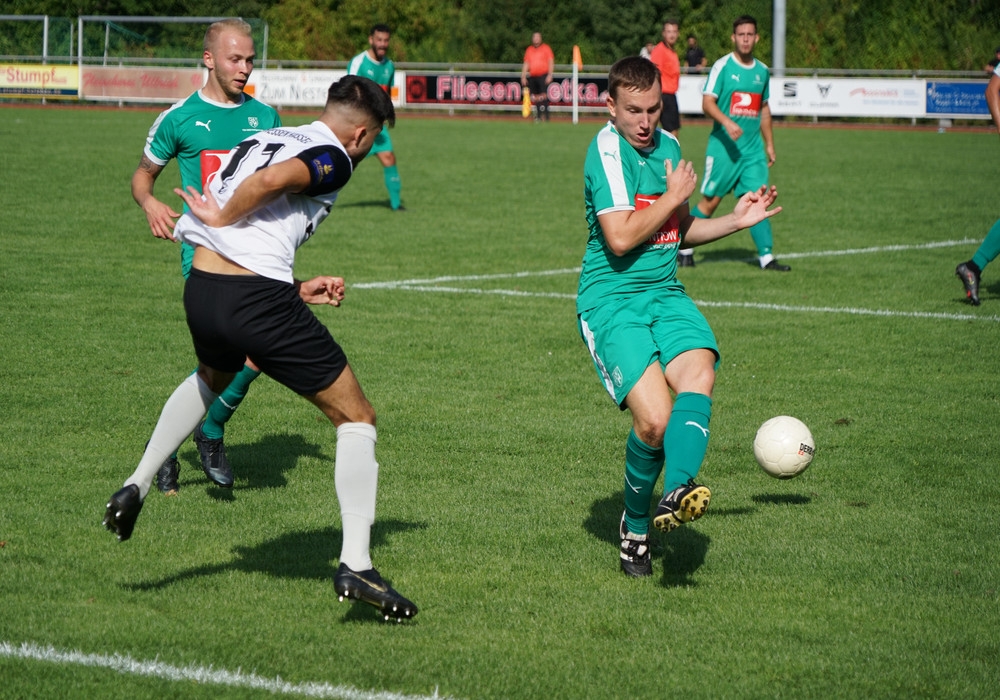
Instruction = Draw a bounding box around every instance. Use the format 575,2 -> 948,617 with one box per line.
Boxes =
3,0 -> 998,70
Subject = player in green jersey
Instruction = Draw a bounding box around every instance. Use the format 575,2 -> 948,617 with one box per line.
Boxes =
955,63 -> 1000,305
692,15 -> 790,271
578,56 -> 780,577
347,24 -> 404,211
130,19 -> 281,494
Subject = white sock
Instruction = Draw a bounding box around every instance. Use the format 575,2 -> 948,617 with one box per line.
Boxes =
335,422 -> 378,572
125,373 -> 218,499
759,253 -> 775,268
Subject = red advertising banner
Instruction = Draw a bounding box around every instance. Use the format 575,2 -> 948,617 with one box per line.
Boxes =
81,66 -> 204,102
405,72 -> 609,110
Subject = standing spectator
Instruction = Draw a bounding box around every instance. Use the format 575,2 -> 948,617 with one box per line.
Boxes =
648,20 -> 682,137
577,56 -> 780,577
685,34 -> 708,72
105,75 -> 418,621
649,20 -> 695,266
955,63 -> 1000,305
131,18 -> 282,494
693,15 -> 791,271
521,32 -> 555,121
348,23 -> 404,210
640,43 -> 655,60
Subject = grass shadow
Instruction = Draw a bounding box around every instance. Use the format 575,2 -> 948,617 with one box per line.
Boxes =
176,432 -> 326,493
751,493 -> 812,506
123,519 -> 425,592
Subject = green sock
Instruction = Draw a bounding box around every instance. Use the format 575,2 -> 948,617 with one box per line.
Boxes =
201,365 -> 261,440
749,219 -> 773,258
662,392 -> 713,494
384,165 -> 402,209
691,204 -> 709,219
624,429 -> 664,535
972,219 -> 1000,273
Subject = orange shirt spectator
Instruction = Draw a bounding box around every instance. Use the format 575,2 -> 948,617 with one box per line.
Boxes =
523,38 -> 554,79
649,42 -> 680,94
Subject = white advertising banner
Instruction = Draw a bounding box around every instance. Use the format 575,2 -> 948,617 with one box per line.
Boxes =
768,77 -> 925,118
247,69 -> 404,108
248,69 -> 346,108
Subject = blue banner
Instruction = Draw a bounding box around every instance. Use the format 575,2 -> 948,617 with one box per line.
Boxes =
925,81 -> 989,116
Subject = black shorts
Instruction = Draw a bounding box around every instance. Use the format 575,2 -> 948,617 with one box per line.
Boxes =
183,269 -> 347,395
660,93 -> 681,132
527,75 -> 548,98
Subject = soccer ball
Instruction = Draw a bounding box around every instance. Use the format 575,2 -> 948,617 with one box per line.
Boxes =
753,416 -> 815,479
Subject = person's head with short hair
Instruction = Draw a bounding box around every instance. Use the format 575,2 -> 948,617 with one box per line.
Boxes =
732,15 -> 759,62
368,23 -> 391,61
606,56 -> 662,150
323,75 -> 396,164
531,32 -> 543,48
202,18 -> 256,103
662,20 -> 679,48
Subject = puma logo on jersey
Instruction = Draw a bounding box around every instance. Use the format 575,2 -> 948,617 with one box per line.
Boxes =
196,120 -> 212,131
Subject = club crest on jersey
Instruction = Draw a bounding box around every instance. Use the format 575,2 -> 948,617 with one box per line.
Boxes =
635,194 -> 681,247
248,116 -> 259,128
729,91 -> 762,117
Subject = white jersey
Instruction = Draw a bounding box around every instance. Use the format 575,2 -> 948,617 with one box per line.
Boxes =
176,120 -> 353,283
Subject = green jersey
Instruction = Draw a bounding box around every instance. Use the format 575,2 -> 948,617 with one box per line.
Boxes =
578,123 -> 686,314
347,50 -> 395,92
702,53 -> 770,159
144,90 -> 281,194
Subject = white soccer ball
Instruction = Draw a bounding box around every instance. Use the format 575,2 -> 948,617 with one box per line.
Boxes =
753,416 -> 815,479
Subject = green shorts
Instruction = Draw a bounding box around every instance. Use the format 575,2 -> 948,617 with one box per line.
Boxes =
700,138 -> 768,199
578,289 -> 719,408
369,128 -> 394,155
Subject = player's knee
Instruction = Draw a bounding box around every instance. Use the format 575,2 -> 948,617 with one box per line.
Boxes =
633,413 -> 669,447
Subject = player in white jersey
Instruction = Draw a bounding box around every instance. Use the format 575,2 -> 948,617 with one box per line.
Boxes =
104,76 -> 418,621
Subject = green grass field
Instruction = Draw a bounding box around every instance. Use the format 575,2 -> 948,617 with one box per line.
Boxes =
1,104 -> 999,699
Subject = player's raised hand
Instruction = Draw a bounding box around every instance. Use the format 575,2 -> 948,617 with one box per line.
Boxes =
731,185 -> 781,229
174,186 -> 223,227
297,276 -> 346,306
665,158 -> 697,202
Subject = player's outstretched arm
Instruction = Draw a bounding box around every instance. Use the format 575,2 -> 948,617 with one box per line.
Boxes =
987,72 -> 1000,137
681,186 -> 780,247
297,276 -> 346,306
131,155 -> 180,241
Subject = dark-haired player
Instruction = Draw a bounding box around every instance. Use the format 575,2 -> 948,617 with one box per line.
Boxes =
106,76 -> 417,621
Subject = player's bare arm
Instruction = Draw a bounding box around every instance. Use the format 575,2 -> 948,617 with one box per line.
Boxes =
987,73 -> 1000,137
703,94 -> 742,141
682,186 -> 780,246
760,103 -> 776,166
297,276 -> 346,307
598,159 -> 697,257
176,157 -> 312,228
131,155 -> 180,241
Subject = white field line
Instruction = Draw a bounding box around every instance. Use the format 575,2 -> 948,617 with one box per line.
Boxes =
0,641 -> 454,700
349,239 -> 1000,322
